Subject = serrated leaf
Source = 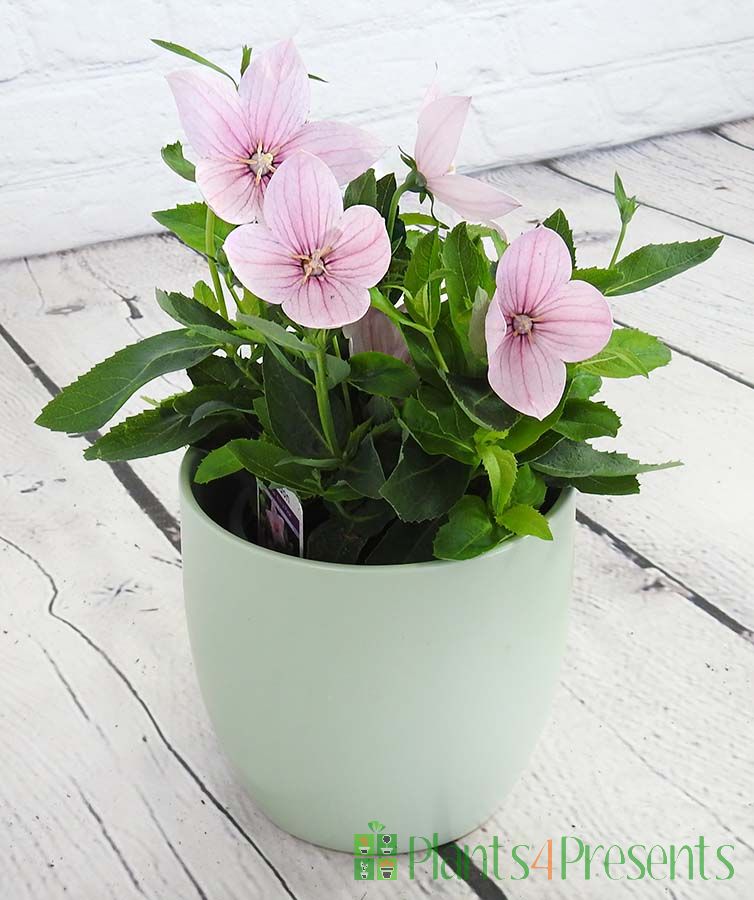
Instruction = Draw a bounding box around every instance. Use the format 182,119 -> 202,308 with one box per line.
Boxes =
542,210 -> 576,266
404,229 -> 442,325
380,438 -> 469,522
156,288 -> 231,331
194,439 -> 321,494
152,202 -> 235,255
236,314 -> 314,354
36,330 -> 223,433
579,328 -> 671,379
553,399 -> 621,441
574,237 -> 722,296
446,374 -> 520,432
401,396 -> 477,464
550,474 -> 640,495
509,464 -> 547,508
531,439 -> 680,478
339,434 -> 385,499
480,445 -> 517,520
375,173 -> 397,223
348,352 -> 419,398
193,280 -> 219,312
433,495 -> 502,561
444,223 -> 487,348
152,39 -> 236,84
498,504 -> 552,540
84,406 -> 221,461
161,141 -> 196,181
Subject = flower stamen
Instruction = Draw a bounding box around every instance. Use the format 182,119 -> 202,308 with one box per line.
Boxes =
245,142 -> 276,183
512,313 -> 534,336
294,247 -> 332,281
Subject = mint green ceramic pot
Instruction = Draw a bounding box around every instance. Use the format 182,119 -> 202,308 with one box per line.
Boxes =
180,449 -> 575,852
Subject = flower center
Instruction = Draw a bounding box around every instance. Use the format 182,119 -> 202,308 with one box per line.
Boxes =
298,247 -> 329,280
512,313 -> 534,335
246,144 -> 276,182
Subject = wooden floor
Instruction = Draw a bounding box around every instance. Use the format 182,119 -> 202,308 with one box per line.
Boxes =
2,120 -> 753,899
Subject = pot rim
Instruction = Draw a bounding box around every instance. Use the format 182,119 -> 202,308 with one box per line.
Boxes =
180,447 -> 574,574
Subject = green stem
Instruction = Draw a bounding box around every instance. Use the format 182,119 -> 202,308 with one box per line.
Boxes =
609,220 -> 628,268
205,207 -> 228,318
386,182 -> 410,239
426,332 -> 448,373
332,335 -> 353,428
314,341 -> 340,457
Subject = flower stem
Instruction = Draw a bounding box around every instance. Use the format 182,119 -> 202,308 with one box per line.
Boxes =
427,332 -> 448,372
314,340 -> 340,457
205,207 -> 228,318
332,334 -> 353,428
386,182 -> 410,239
609,220 -> 628,268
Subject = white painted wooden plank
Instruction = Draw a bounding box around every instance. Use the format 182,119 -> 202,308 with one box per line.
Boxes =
3,342 -> 753,898
716,118 -> 754,150
480,161 -> 754,383
1,345 -> 473,899
547,127 -> 754,242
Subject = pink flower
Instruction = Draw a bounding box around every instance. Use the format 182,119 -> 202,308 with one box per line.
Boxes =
224,152 -> 391,329
485,227 -> 613,420
167,40 -> 383,224
413,86 -> 519,223
343,307 -> 410,363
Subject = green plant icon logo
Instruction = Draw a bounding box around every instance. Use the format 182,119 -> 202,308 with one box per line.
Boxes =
353,820 -> 398,880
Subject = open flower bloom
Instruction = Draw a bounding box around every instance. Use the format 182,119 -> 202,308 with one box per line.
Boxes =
343,307 -> 410,363
167,40 -> 383,224
225,152 -> 391,328
413,87 -> 519,223
485,227 -> 613,420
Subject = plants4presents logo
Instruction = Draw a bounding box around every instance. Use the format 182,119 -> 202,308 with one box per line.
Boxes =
353,821 -> 398,881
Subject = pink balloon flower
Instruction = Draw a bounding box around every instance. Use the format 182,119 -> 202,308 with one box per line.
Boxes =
343,307 -> 410,363
224,152 -> 391,329
167,40 -> 383,224
413,86 -> 519,223
485,227 -> 613,420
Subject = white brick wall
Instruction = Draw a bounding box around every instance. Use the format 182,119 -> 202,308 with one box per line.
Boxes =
2,0 -> 754,260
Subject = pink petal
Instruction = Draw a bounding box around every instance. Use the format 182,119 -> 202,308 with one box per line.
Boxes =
167,70 -> 250,159
496,226 -> 572,318
488,334 -> 566,420
419,78 -> 443,113
263,152 -> 343,255
414,95 -> 470,180
343,307 -> 410,362
279,120 -> 384,185
325,206 -> 391,286
224,224 -> 302,305
195,158 -> 261,225
484,296 -> 507,357
283,276 -> 370,329
428,173 -> 519,223
532,280 -> 614,362
239,39 -> 309,150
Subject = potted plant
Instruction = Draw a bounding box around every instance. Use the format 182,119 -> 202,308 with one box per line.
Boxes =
36,39 -> 721,852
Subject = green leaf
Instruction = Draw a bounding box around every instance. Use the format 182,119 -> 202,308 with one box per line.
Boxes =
553,399 -> 621,441
380,439 -> 469,522
156,289 -> 232,331
568,371 -> 602,400
480,445 -> 517,520
152,202 -> 235,255
531,439 -> 680,479
579,328 -> 671,379
36,330 -> 223,433
400,212 -> 448,229
443,223 -> 487,348
498,399 -> 565,454
84,406 -> 221,461
161,141 -> 196,181
348,352 -> 419,398
375,173 -> 397,223
498,504 -> 552,540
404,229 -> 442,325
343,169 -> 377,209
339,434 -> 385,499
151,39 -> 237,84
433,496 -> 502,561
446,374 -> 520,432
614,172 -> 638,226
187,355 -> 242,388
366,518 -> 440,565
550,474 -> 640,495
542,210 -> 576,266
517,431 -> 564,463
263,351 -> 333,459
236,314 -> 314,354
194,439 -> 321,494
574,237 -> 722,296
252,396 -> 273,435
193,280 -> 219,312
510,464 -> 546,508
401,396 -> 477,464
307,500 -> 394,563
